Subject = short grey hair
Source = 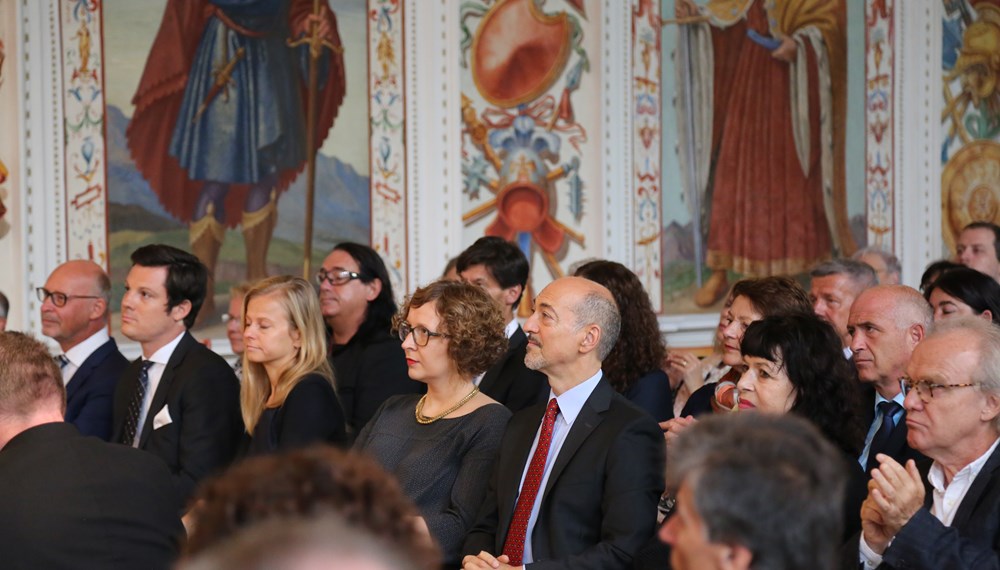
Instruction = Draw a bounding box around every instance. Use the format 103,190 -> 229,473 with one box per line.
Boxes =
810,259 -> 878,290
852,247 -> 902,282
573,291 -> 621,361
930,317 -> 1000,429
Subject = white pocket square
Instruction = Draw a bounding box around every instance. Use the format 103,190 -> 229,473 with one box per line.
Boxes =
152,405 -> 173,430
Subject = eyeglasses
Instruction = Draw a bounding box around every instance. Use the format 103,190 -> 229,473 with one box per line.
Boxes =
36,287 -> 101,308
316,268 -> 362,287
221,313 -> 241,325
397,321 -> 450,347
900,376 -> 977,403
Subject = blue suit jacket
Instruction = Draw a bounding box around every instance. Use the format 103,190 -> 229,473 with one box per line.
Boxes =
65,338 -> 128,441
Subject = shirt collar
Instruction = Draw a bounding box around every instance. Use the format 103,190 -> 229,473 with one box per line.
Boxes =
550,370 -> 603,426
873,389 -> 906,412
146,331 -> 186,365
505,318 -> 519,339
928,436 -> 1000,492
63,327 -> 110,366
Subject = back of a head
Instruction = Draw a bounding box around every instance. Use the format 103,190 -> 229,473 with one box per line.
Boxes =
180,515 -> 421,570
730,276 -> 813,318
0,332 -> 66,418
456,236 -> 530,301
185,445 -> 439,567
852,246 -> 901,283
130,244 -> 208,329
334,242 -> 396,334
810,258 -> 878,291
925,266 -> 1000,325
668,413 -> 846,570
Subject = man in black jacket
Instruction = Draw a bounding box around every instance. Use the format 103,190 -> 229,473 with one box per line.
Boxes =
457,236 -> 547,412
0,331 -> 183,569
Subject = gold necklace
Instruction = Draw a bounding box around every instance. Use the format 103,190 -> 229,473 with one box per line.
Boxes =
415,386 -> 480,424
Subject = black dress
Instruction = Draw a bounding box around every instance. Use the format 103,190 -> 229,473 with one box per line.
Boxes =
247,373 -> 347,455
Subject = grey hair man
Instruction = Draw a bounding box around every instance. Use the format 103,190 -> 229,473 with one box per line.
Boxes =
853,246 -> 902,285
661,413 -> 846,570
464,276 -> 664,569
859,317 -> 1000,568
810,259 -> 878,351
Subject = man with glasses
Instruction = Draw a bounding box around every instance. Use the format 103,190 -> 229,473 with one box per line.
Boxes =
847,285 -> 932,476
39,260 -> 127,440
857,317 -> 1000,568
318,242 -> 419,440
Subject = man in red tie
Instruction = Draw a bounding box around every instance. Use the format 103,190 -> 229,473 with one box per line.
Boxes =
463,276 -> 665,569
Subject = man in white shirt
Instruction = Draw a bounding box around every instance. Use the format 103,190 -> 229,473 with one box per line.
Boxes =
457,236 -> 547,412
463,276 -> 664,569
859,317 -> 1000,568
39,260 -> 127,440
847,285 -> 931,475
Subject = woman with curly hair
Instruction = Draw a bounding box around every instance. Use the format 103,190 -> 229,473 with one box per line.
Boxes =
241,275 -> 346,453
354,279 -> 511,566
924,266 -> 1000,325
738,312 -> 866,536
573,260 -> 671,421
183,446 -> 440,569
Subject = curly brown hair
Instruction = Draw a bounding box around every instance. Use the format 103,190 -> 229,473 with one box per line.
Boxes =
573,260 -> 666,394
392,280 -> 508,378
183,446 -> 440,569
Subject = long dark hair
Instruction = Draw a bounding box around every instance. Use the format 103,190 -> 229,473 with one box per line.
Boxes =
333,242 -> 397,339
741,314 -> 864,456
573,260 -> 665,394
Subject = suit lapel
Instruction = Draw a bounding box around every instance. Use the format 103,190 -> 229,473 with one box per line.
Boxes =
497,404 -> 546,548
540,379 -> 612,499
951,443 -> 1000,529
138,332 -> 192,447
65,339 -> 114,398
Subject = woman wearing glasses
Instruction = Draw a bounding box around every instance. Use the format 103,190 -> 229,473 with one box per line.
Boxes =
240,275 -> 347,454
355,280 -> 511,566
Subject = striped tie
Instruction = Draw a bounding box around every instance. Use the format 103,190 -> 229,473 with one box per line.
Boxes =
121,360 -> 154,446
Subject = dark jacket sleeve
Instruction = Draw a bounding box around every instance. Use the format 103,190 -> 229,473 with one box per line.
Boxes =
880,508 -> 1000,569
624,370 -> 674,423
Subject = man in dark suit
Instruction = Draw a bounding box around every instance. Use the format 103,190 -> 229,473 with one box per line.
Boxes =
39,260 -> 127,440
463,276 -> 665,569
457,236 -> 547,412
0,331 -> 183,569
857,317 -> 1000,568
847,285 -> 931,475
112,244 -> 242,509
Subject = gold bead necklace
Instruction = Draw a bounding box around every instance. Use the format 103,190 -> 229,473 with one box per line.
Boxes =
414,386 -> 480,424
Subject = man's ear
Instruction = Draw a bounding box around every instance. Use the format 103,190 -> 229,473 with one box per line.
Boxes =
88,297 -> 108,321
720,543 -> 754,570
501,284 -> 523,309
170,299 -> 192,323
982,393 -> 1000,425
364,278 -> 383,302
578,324 -> 602,355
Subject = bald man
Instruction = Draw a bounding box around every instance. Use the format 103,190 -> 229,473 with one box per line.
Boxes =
464,277 -> 665,569
39,260 -> 127,440
847,285 -> 931,475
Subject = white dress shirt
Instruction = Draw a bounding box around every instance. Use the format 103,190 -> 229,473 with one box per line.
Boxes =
860,437 -> 1000,568
858,390 -> 906,469
516,370 -> 602,565
60,328 -> 110,385
472,318 -> 520,387
131,331 -> 185,447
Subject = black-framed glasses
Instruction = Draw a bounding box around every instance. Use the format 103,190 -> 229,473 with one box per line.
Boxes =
316,268 -> 362,287
900,376 -> 976,403
36,287 -> 101,308
397,321 -> 450,347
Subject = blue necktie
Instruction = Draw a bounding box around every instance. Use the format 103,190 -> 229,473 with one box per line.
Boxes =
55,354 -> 70,370
869,401 -> 903,463
121,360 -> 154,446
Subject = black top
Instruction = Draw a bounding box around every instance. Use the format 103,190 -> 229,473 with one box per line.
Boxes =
0,423 -> 183,569
355,394 -> 511,566
623,369 -> 674,422
247,373 -> 348,455
330,327 -> 423,439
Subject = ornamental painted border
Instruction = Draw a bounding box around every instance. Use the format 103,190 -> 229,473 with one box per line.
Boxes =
60,0 -> 106,266
865,0 -> 894,250
631,0 -> 662,312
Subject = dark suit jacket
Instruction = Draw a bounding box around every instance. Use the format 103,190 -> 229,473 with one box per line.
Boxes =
874,443 -> 1000,568
0,422 -> 183,569
330,327 -> 422,438
860,385 -> 928,475
479,327 -> 549,413
65,337 -> 128,441
464,378 -> 665,569
112,331 -> 242,508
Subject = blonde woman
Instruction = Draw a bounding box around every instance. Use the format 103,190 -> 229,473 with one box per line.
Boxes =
242,276 -> 346,454
355,280 -> 510,566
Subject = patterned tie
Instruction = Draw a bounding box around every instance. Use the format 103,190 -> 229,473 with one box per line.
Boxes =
121,360 -> 154,447
55,354 -> 70,370
503,398 -> 560,566
869,401 -> 903,463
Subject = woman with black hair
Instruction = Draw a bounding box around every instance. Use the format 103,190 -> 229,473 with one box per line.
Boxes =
924,266 -> 1000,325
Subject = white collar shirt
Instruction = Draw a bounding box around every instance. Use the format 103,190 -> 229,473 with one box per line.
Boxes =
60,328 -> 110,385
132,331 -> 186,446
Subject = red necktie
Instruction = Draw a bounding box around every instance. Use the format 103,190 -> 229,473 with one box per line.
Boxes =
503,398 -> 560,565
